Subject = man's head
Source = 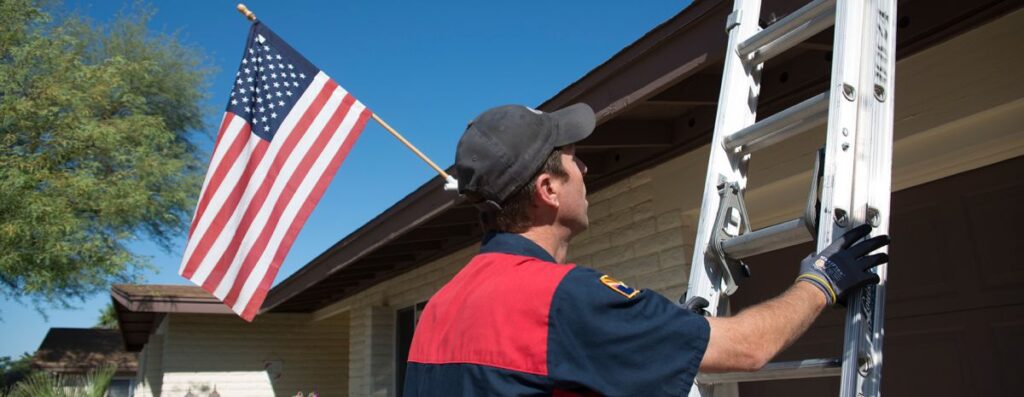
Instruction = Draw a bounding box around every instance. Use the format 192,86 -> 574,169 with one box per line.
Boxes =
455,104 -> 595,235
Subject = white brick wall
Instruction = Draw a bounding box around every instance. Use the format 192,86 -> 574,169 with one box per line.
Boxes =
135,312 -> 349,397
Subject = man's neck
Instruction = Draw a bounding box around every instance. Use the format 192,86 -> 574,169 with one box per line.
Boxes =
519,227 -> 571,263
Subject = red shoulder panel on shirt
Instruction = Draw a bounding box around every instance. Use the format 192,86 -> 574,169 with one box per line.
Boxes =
408,253 -> 574,376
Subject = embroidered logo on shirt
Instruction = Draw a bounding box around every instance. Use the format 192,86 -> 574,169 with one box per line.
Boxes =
600,275 -> 639,299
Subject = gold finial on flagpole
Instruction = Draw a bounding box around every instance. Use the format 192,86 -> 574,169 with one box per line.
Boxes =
237,3 -> 257,22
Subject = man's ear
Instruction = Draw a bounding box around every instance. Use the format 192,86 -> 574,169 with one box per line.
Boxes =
533,172 -> 559,209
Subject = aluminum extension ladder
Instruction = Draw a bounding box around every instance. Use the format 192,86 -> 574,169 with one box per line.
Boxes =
683,0 -> 896,396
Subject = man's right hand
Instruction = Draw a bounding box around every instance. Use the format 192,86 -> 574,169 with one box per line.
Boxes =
797,224 -> 890,306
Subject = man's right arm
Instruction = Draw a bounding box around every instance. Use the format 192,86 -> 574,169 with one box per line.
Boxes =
701,281 -> 825,372
697,224 -> 890,372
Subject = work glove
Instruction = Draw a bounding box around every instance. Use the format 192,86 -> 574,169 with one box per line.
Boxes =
797,224 -> 890,306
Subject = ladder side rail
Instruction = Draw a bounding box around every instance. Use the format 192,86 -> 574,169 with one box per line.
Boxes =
841,0 -> 897,395
822,0 -> 871,396
685,0 -> 763,396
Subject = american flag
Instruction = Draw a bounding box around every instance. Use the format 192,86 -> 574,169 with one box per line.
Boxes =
179,22 -> 372,321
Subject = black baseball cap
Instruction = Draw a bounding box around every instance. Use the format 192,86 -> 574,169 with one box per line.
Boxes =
455,103 -> 595,209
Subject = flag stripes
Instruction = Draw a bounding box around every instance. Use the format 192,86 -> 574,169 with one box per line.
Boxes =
180,68 -> 371,321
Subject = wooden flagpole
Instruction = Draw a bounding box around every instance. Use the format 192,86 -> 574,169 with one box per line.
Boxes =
234,4 -> 459,191
236,3 -> 256,21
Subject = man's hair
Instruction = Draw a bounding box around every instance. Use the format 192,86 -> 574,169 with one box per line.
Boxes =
493,147 -> 569,233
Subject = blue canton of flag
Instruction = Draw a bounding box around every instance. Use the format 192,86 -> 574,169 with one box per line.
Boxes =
227,25 -> 318,141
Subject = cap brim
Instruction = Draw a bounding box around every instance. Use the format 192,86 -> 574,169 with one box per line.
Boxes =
549,103 -> 596,147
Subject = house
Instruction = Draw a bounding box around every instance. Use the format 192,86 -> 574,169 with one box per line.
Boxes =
32,328 -> 138,397
114,0 -> 1024,395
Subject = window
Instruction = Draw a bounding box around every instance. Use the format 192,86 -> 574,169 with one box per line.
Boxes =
395,301 -> 427,396
106,378 -> 134,397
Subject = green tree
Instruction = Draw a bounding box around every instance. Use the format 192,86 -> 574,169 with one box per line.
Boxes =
0,0 -> 211,312
2,364 -> 115,397
94,302 -> 118,329
0,354 -> 34,393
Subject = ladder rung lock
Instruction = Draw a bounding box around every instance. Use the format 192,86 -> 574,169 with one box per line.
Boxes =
723,92 -> 829,154
720,217 -> 813,260
738,0 -> 837,64
697,358 -> 841,384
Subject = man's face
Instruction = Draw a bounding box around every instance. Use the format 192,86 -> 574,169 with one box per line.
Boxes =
557,145 -> 589,237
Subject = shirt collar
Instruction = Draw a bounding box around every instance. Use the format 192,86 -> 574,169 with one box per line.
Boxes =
479,232 -> 556,263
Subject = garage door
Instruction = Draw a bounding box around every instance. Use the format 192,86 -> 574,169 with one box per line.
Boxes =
730,155 -> 1024,396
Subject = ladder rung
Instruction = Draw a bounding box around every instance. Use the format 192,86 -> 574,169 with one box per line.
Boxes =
720,217 -> 812,260
722,92 -> 829,154
697,358 -> 841,384
738,0 -> 836,65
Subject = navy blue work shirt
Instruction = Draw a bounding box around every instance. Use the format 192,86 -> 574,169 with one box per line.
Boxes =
404,232 -> 710,396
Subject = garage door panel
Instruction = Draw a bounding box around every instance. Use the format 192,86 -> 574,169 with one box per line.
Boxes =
881,317 -> 972,396
990,313 -> 1024,394
962,181 -> 1024,292
727,157 -> 1024,396
887,202 -> 959,303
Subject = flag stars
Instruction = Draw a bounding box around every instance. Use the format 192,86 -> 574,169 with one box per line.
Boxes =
278,100 -> 285,106
239,87 -> 247,94
275,54 -> 282,60
290,73 -> 297,78
286,91 -> 293,96
255,97 -> 263,103
261,116 -> 268,123
275,92 -> 282,98
273,82 -> 280,88
299,73 -> 306,79
231,99 -> 238,105
268,63 -> 275,70
277,63 -> 284,69
268,103 -> 275,110
242,97 -> 249,103
271,112 -> 278,119
270,73 -> 278,79
259,106 -> 266,112
287,64 -> 294,70
244,68 -> 251,74
246,76 -> 253,83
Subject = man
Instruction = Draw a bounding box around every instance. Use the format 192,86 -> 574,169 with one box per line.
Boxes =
403,104 -> 889,396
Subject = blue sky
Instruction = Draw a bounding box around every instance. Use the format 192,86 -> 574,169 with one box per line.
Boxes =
0,0 -> 692,358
